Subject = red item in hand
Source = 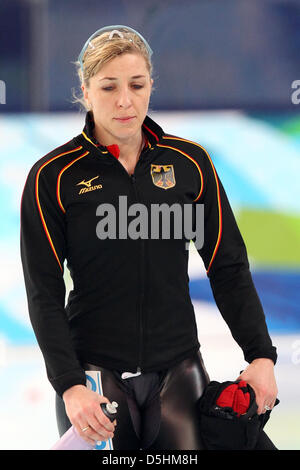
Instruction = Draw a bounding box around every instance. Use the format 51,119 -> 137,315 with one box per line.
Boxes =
216,380 -> 250,417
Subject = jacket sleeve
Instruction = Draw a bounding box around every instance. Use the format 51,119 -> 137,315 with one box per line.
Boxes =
194,147 -> 277,365
20,161 -> 86,396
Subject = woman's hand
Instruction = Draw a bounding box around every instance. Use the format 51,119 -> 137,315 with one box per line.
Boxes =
236,358 -> 278,415
62,385 -> 116,446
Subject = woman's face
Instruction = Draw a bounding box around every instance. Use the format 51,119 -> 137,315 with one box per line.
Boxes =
82,53 -> 153,144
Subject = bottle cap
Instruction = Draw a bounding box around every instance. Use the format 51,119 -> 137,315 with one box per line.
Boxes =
106,401 -> 118,415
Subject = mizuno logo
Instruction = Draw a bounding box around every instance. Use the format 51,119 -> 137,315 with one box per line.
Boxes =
77,176 -> 100,188
76,176 -> 103,194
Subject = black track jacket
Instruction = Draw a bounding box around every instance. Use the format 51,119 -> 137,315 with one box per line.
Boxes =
20,112 -> 277,397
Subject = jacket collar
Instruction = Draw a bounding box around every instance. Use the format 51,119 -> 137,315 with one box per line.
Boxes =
81,111 -> 164,159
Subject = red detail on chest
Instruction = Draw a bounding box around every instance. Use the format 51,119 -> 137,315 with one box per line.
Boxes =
107,144 -> 120,159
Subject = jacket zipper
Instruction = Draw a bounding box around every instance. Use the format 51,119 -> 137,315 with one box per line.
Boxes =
130,173 -> 145,373
105,148 -> 151,374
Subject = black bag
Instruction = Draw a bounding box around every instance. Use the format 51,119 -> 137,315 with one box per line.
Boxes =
197,379 -> 279,450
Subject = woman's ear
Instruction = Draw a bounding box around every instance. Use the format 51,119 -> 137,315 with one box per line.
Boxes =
82,84 -> 91,110
150,78 -> 154,94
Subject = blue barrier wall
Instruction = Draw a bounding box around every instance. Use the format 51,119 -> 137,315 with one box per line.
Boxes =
0,0 -> 299,112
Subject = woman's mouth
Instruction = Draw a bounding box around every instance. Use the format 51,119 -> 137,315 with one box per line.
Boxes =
114,116 -> 136,122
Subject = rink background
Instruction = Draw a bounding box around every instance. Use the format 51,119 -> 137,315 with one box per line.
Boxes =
0,110 -> 299,450
1,0 -> 299,452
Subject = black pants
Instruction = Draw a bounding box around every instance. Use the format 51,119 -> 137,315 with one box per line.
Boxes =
55,351 -> 277,450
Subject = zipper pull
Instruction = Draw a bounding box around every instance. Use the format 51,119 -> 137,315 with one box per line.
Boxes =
121,368 -> 141,379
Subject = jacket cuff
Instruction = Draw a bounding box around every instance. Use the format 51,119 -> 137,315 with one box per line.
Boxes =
49,368 -> 87,397
244,346 -> 277,366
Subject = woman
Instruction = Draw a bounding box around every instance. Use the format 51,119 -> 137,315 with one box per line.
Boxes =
20,25 -> 278,450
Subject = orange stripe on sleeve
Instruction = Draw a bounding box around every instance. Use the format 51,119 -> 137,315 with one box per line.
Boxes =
56,151 -> 89,213
35,146 -> 83,272
206,166 -> 222,275
161,137 -> 222,274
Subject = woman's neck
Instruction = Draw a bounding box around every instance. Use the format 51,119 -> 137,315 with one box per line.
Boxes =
94,126 -> 144,156
94,126 -> 144,161
117,133 -> 145,175
94,125 -> 145,175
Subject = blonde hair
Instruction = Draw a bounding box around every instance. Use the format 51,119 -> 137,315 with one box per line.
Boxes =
72,29 -> 154,111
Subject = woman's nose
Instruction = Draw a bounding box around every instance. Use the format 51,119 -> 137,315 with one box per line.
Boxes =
117,87 -> 132,108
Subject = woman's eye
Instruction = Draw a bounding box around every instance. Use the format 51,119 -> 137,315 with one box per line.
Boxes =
102,85 -> 144,91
